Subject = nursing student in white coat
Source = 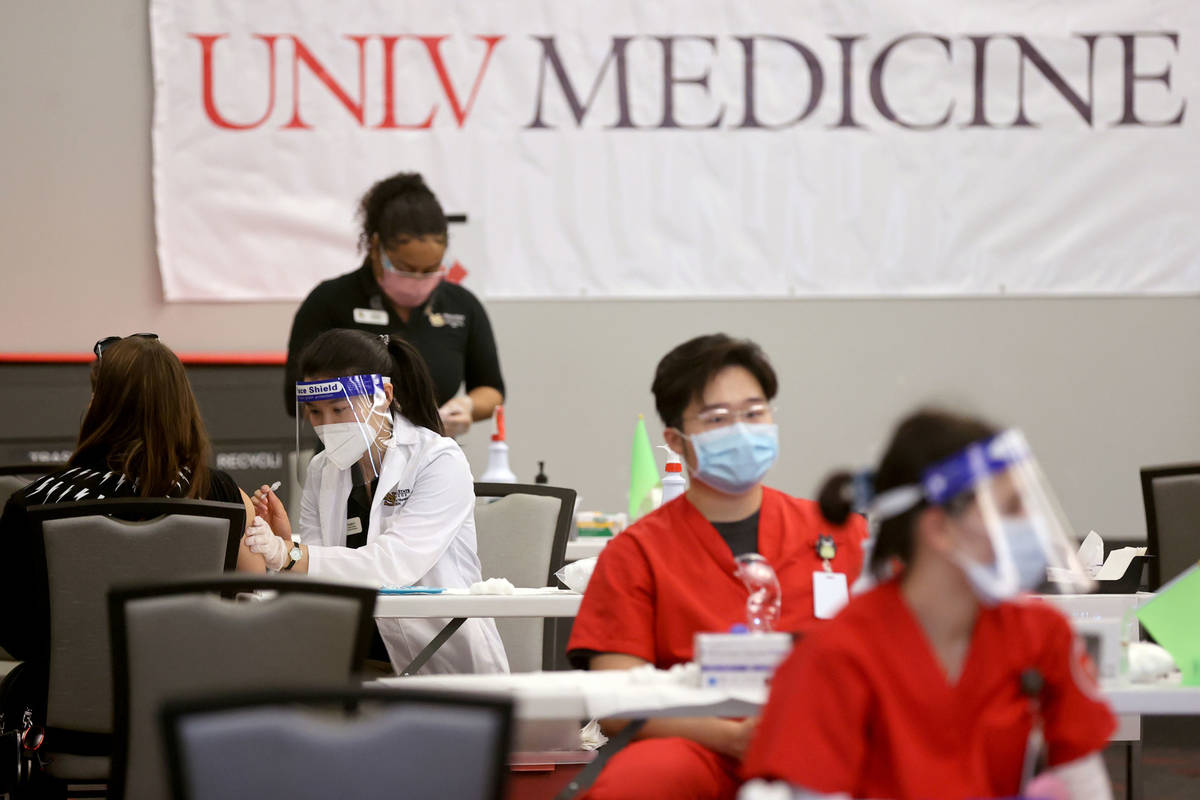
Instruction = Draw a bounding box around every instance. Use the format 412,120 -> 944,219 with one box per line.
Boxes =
245,328 -> 508,674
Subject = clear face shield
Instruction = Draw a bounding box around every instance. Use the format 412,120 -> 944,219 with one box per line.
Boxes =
923,429 -> 1094,602
295,374 -> 393,482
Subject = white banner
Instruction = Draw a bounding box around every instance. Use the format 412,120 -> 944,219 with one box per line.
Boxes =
151,0 -> 1200,301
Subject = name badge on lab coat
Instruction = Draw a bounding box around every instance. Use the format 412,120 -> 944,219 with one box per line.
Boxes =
813,571 -> 850,619
353,307 -> 389,326
346,517 -> 363,535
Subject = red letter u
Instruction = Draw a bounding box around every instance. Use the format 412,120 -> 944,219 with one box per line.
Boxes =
192,34 -> 279,130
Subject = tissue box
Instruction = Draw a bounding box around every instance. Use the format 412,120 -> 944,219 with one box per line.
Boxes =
694,632 -> 793,690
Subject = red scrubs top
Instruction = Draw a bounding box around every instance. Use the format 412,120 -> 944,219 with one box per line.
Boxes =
567,488 -> 866,668
742,580 -> 1116,799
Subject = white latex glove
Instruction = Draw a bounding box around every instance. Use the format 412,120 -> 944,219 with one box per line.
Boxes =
438,395 -> 473,437
244,515 -> 289,571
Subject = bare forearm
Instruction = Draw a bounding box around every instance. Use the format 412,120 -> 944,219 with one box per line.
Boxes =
468,386 -> 503,421
236,538 -> 267,572
236,489 -> 267,572
600,717 -> 741,756
588,654 -> 746,758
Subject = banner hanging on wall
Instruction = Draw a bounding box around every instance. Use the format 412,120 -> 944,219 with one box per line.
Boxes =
150,0 -> 1199,301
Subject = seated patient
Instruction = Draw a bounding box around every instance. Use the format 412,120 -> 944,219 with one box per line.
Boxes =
0,335 -> 264,712
741,408 -> 1115,800
566,334 -> 867,800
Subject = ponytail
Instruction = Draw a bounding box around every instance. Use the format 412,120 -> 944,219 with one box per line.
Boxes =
382,337 -> 445,435
298,329 -> 445,436
816,470 -> 857,526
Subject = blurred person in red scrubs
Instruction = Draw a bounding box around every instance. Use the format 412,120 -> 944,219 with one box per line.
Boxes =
567,334 -> 867,800
741,408 -> 1115,800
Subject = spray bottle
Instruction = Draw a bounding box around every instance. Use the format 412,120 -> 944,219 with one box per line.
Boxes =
480,405 -> 518,483
658,444 -> 687,505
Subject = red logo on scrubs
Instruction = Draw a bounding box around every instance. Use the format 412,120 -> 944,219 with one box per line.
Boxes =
446,261 -> 468,284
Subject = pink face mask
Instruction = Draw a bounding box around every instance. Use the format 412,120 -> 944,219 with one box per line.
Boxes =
377,249 -> 444,308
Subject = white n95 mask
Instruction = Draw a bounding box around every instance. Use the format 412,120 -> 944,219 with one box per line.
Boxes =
314,422 -> 374,470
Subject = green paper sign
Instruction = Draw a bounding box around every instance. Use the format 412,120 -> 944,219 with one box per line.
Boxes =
1137,561 -> 1200,686
628,415 -> 661,521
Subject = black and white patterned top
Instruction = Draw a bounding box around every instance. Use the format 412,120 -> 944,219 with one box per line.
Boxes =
22,464 -> 196,505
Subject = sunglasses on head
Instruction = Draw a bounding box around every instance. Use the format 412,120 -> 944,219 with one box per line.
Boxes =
93,333 -> 158,359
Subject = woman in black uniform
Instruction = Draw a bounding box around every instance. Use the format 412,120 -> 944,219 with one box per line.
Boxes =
284,173 -> 504,437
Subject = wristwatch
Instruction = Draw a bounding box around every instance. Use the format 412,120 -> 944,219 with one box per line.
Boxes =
282,536 -> 302,571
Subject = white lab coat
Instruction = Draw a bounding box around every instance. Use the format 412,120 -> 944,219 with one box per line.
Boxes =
297,413 -> 509,675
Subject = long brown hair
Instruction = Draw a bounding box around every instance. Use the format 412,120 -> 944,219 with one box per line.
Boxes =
70,337 -> 212,498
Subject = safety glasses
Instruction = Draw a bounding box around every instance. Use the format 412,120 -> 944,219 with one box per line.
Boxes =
93,333 -> 158,359
688,403 -> 777,429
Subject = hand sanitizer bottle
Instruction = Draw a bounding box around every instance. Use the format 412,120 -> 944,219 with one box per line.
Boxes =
658,444 -> 687,504
480,405 -> 518,483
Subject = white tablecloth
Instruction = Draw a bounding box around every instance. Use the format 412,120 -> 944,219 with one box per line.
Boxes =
376,669 -> 1200,721
376,669 -> 761,720
373,588 -> 582,619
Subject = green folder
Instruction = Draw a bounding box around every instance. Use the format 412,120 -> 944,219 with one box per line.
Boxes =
1137,561 -> 1200,686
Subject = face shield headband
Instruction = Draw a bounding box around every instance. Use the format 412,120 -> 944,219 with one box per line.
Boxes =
295,374 -> 392,476
861,430 -> 1026,522
862,429 -> 1091,599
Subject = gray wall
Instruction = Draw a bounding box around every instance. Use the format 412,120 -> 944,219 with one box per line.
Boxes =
2,1 -> 1197,540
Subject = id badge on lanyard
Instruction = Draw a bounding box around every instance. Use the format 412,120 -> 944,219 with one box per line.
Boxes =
813,534 -> 849,619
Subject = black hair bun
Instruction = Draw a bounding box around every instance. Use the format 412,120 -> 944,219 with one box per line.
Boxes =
357,172 -> 445,249
374,172 -> 430,200
817,470 -> 856,525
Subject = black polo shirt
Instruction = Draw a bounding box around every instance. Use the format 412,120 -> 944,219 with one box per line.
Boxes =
284,260 -> 505,414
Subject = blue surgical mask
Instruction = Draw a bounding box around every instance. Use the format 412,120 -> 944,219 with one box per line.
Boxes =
960,516 -> 1049,606
1005,516 -> 1050,592
684,423 -> 779,495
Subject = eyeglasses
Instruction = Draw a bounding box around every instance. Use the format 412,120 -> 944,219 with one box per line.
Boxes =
93,333 -> 158,359
688,403 -> 776,428
380,249 -> 445,279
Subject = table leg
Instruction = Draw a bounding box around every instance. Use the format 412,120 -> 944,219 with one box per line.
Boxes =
1125,740 -> 1142,800
553,719 -> 645,800
400,617 -> 467,676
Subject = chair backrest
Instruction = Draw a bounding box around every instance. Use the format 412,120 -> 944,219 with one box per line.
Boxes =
162,687 -> 513,800
473,483 -> 575,587
28,499 -> 245,754
1141,463 -> 1200,590
109,576 -> 377,800
473,483 -> 576,672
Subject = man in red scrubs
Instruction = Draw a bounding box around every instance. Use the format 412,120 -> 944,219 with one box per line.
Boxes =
567,334 -> 867,800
